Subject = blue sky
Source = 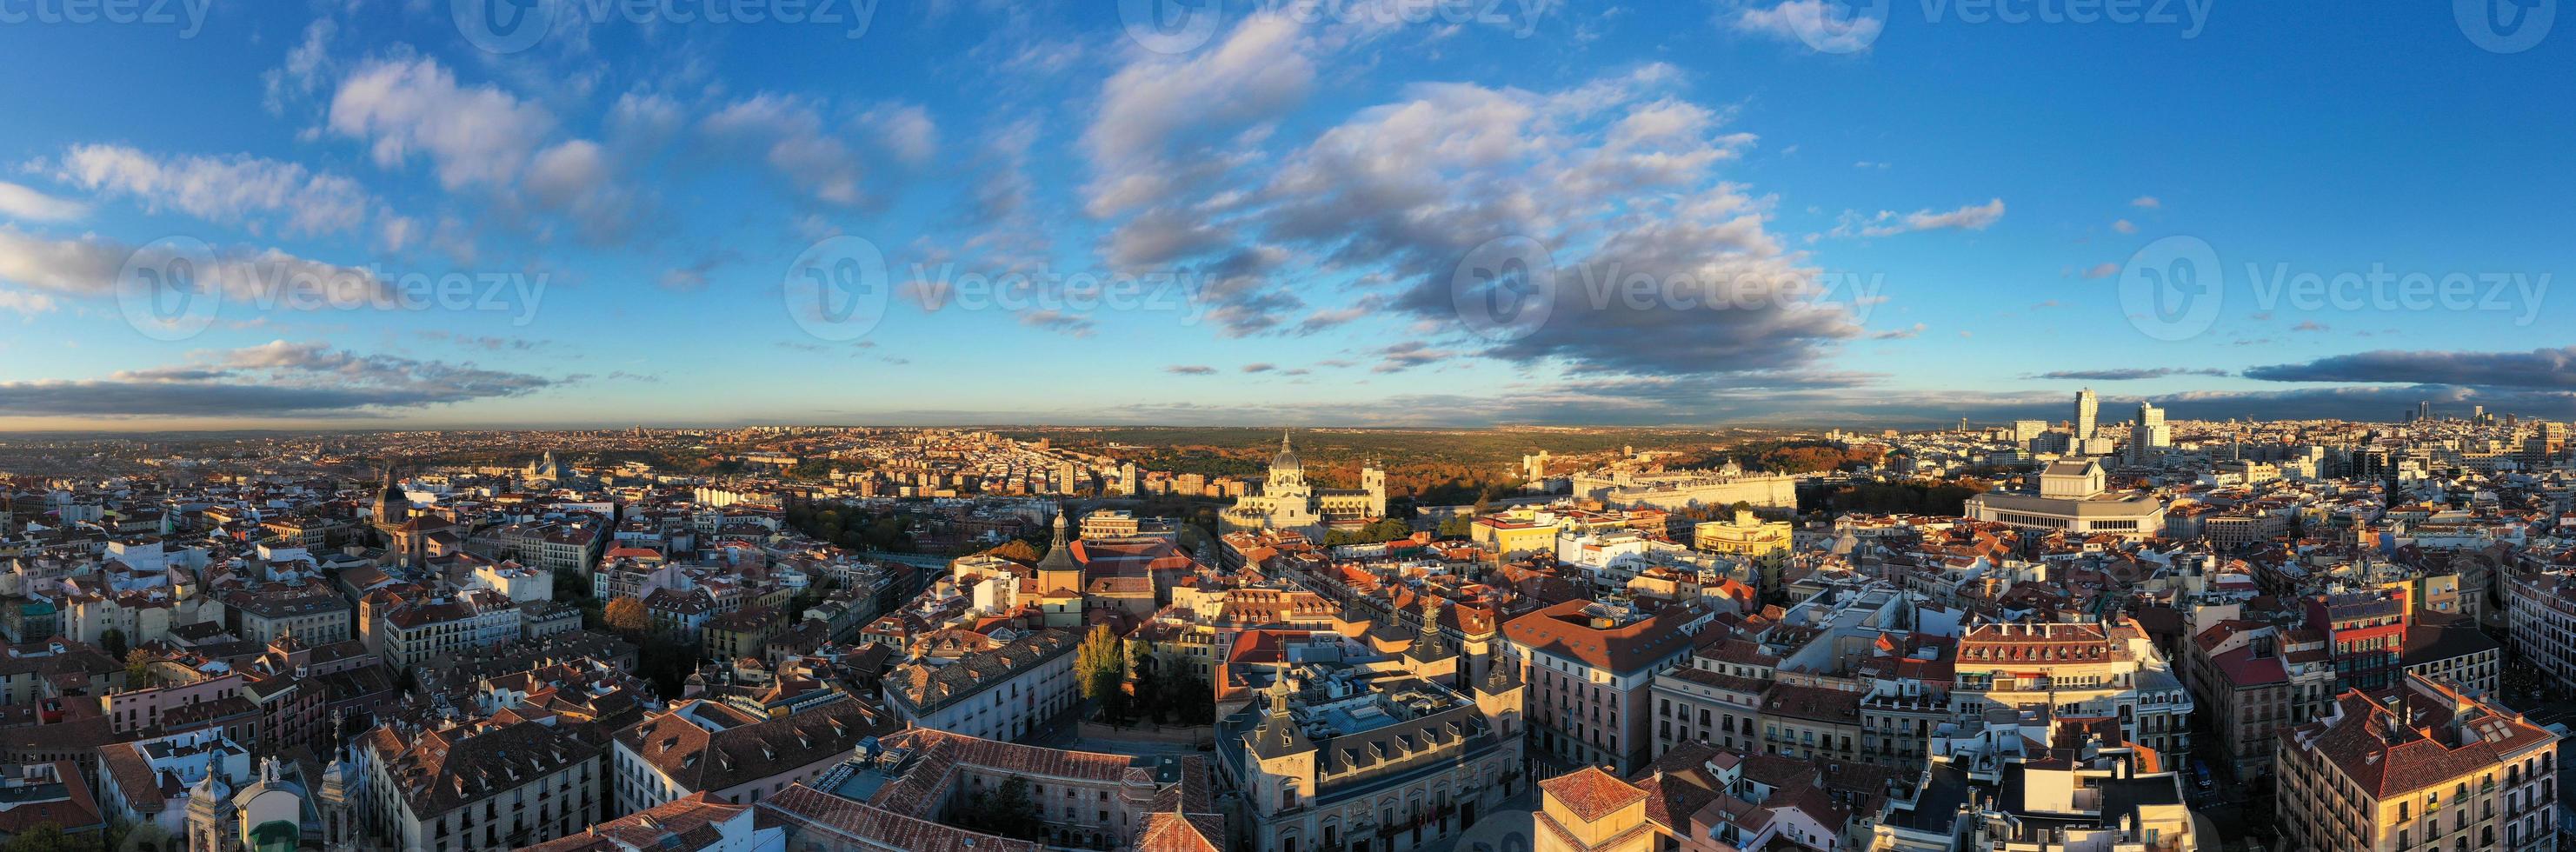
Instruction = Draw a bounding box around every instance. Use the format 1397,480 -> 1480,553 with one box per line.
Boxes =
0,0 -> 2570,430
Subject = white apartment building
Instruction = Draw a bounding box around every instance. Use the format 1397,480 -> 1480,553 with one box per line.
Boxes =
370,589 -> 524,672
882,629 -> 1080,741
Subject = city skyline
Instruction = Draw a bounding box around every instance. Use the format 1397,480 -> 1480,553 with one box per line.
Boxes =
0,3 -> 2570,432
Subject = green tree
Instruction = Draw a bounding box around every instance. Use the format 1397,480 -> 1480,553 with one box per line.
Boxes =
123,649 -> 155,688
1074,624 -> 1130,723
1154,655 -> 1215,726
98,628 -> 126,659
1132,656 -> 1168,724
4,823 -> 84,852
100,819 -> 165,852
553,569 -> 592,602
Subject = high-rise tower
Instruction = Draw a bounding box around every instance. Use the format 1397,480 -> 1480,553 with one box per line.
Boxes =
2073,388 -> 2100,442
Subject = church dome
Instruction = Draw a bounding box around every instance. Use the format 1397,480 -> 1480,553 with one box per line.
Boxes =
1269,431 -> 1303,481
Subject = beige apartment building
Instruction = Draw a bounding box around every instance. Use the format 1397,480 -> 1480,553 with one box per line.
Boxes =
2275,673 -> 2559,852
1954,619 -> 2193,759
1503,598 -> 1712,775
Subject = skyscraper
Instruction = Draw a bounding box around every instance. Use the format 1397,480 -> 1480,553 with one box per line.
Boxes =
2010,419 -> 2047,448
2073,389 -> 2100,442
2129,401 -> 2170,464
2418,399 -> 2433,421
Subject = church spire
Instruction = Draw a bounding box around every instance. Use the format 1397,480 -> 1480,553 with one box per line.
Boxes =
1035,503 -> 1080,580
1247,669 -> 1313,757
1268,670 -> 1292,714
1410,596 -> 1448,660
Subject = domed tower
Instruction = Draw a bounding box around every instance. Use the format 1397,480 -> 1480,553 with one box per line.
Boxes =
370,466 -> 409,532
185,749 -> 236,852
1244,672 -> 1315,824
1406,596 -> 1458,685
1035,508 -> 1082,596
318,715 -> 356,850
317,756 -> 352,850
1268,430 -> 1305,489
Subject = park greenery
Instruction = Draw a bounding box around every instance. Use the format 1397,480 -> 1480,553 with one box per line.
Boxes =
1074,624 -> 1215,727
783,503 -> 915,552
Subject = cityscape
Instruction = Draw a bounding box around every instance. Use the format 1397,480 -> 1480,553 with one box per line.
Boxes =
1,3 -> 2573,852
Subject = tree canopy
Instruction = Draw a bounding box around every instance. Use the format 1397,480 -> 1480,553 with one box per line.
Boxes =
1074,624 -> 1130,723
602,596 -> 650,636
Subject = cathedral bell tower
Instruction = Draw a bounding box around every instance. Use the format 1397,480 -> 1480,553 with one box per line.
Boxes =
1035,507 -> 1082,596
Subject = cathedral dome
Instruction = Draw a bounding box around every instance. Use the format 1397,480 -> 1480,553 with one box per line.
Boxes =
1269,430 -> 1303,483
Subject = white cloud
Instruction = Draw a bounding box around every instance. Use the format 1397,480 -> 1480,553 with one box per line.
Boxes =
607,91 -> 686,150
2131,196 -> 2160,209
52,144 -> 371,236
0,227 -> 387,306
1219,67 -> 1862,379
702,95 -> 865,205
1835,198 -> 2007,237
0,182 -> 88,223
0,290 -> 56,316
864,103 -> 941,165
1898,198 -> 2005,230
523,139 -> 638,242
329,56 -> 556,190
2112,218 -> 2136,234
1083,13 -> 1316,223
1734,0 -> 1885,54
